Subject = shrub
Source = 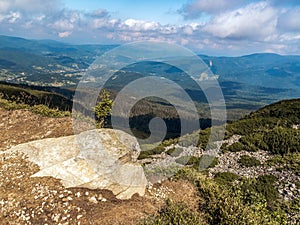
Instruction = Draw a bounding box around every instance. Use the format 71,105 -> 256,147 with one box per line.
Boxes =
166,147 -> 183,157
172,168 -> 286,224
176,155 -> 218,170
198,174 -> 285,225
240,174 -> 278,207
266,153 -> 300,175
0,96 -> 70,117
31,105 -> 70,117
198,155 -> 219,169
143,200 -> 203,225
227,142 -> 244,152
138,145 -> 165,160
0,97 -> 29,110
240,133 -> 268,151
214,172 -> 239,186
238,155 -> 261,167
263,127 -> 300,156
175,156 -> 197,166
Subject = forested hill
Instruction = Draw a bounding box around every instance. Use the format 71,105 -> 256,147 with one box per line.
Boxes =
223,98 -> 300,156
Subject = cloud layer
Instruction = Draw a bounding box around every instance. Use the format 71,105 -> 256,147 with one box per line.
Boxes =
0,0 -> 300,55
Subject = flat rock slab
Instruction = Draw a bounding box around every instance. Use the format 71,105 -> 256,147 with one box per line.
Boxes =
7,129 -> 147,200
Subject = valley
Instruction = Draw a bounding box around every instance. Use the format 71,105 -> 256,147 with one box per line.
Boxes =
0,35 -> 300,225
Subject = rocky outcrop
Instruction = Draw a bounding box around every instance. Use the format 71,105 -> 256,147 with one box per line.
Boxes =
7,129 -> 147,200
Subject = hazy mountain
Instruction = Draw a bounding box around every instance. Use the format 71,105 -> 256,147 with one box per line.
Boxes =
1,35 -> 300,120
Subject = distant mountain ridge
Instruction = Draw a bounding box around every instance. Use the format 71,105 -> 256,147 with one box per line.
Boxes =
1,35 -> 300,121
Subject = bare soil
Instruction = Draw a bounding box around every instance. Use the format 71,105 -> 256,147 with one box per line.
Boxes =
0,108 -> 73,150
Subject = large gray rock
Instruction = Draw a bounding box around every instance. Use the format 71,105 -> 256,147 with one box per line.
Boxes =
7,129 -> 147,199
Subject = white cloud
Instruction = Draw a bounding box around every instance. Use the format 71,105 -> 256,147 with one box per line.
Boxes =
36,14 -> 46,21
0,0 -> 300,55
182,23 -> 199,35
88,9 -> 109,18
48,10 -> 82,35
92,18 -> 120,29
0,0 -> 11,13
121,19 -> 160,31
51,19 -> 75,30
180,0 -> 246,19
7,11 -> 21,23
203,2 -> 278,40
160,25 -> 178,34
277,7 -> 300,32
0,0 -> 60,13
58,31 -> 72,38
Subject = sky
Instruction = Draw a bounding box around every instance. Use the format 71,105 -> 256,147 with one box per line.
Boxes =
0,0 -> 300,56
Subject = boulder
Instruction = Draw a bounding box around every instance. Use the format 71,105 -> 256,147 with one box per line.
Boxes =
7,129 -> 147,199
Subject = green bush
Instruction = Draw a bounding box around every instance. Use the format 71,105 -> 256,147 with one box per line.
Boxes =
198,174 -> 285,225
172,168 -> 286,224
143,200 -> 203,225
227,140 -> 260,153
175,156 -> 197,166
263,127 -> 300,156
0,97 -> 29,110
175,155 -> 218,170
226,117 -> 285,136
266,153 -> 300,175
227,142 -> 244,152
0,96 -> 70,117
214,172 -> 239,186
240,133 -> 268,151
240,174 -> 278,207
166,147 -> 183,157
238,155 -> 261,167
31,105 -> 70,117
138,145 -> 165,160
198,155 -> 219,169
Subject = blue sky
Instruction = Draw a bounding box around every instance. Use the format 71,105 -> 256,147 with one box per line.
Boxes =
63,0 -> 185,24
0,0 -> 300,55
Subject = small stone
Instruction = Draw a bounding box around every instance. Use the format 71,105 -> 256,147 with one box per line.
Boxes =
77,215 -> 83,220
89,196 -> 98,204
97,194 -> 103,200
75,192 -> 81,198
85,191 -> 89,196
53,214 -> 60,222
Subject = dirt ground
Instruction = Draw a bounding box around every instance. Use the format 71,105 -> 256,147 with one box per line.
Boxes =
0,108 -> 199,225
0,108 -> 73,151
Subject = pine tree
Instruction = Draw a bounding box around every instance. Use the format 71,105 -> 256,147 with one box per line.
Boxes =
94,89 -> 113,128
